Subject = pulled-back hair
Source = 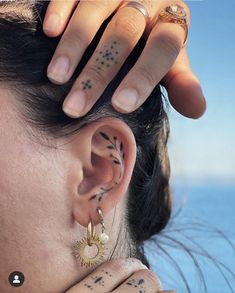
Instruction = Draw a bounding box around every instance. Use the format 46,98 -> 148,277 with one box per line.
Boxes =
0,0 -> 171,267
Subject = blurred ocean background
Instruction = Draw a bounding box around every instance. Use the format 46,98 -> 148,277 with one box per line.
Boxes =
145,0 -> 235,292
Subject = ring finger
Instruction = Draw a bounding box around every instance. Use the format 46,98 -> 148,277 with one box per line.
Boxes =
62,1 -> 156,118
111,0 -> 190,113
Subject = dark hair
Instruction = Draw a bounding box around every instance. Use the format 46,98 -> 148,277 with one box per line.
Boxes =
0,0 -> 171,266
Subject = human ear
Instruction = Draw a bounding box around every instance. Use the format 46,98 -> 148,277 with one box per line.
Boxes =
64,117 -> 136,227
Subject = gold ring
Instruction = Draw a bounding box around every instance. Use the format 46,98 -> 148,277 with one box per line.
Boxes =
157,4 -> 189,46
119,1 -> 150,23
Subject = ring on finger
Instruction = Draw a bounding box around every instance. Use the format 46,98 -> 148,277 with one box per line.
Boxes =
119,1 -> 150,24
154,4 -> 189,47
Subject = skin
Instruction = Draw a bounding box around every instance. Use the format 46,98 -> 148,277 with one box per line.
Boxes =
43,0 -> 206,119
0,85 -> 173,292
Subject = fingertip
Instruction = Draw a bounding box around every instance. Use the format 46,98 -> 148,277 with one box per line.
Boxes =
111,99 -> 132,114
111,88 -> 140,113
43,13 -> 62,37
167,71 -> 207,119
62,89 -> 87,118
190,94 -> 207,119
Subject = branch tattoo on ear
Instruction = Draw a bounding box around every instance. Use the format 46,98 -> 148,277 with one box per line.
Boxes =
89,131 -> 125,202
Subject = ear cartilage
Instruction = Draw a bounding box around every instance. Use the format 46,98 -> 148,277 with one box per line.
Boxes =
89,132 -> 124,203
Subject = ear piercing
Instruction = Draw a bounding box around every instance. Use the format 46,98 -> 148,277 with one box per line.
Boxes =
73,207 -> 109,268
97,207 -> 109,243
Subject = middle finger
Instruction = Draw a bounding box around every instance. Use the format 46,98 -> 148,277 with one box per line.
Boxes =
47,0 -> 119,84
62,1 -> 156,118
112,0 -> 190,113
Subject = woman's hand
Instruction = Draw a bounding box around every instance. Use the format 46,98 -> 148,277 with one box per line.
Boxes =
64,258 -> 174,292
43,0 -> 206,119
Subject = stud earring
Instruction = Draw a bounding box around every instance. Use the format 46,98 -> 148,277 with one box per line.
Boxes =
73,207 -> 109,268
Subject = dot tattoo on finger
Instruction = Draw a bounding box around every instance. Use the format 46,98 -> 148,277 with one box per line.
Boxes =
126,278 -> 146,293
84,270 -> 112,290
81,79 -> 92,90
101,270 -> 112,277
95,41 -> 119,70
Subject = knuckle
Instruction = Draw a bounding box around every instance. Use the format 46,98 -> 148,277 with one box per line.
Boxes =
112,12 -> 143,38
139,269 -> 161,287
62,30 -> 88,49
85,0 -> 110,11
86,65 -> 106,85
181,2 -> 191,23
136,65 -> 156,86
156,31 -> 181,58
105,258 -> 144,272
111,258 -> 128,271
102,258 -> 128,273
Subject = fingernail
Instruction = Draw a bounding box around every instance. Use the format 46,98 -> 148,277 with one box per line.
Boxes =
48,56 -> 70,83
63,89 -> 86,118
44,13 -> 61,33
113,88 -> 139,112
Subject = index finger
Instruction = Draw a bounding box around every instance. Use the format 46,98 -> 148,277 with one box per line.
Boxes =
43,0 -> 78,37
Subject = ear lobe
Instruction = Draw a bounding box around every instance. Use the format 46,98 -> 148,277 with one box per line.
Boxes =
70,118 -> 136,227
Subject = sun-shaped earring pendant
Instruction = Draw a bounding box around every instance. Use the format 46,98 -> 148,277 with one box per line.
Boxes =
73,221 -> 107,268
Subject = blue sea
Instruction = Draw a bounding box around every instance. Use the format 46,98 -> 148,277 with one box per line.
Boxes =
144,182 -> 235,293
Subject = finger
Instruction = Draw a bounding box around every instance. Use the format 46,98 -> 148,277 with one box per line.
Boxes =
65,258 -> 148,293
43,0 -> 78,37
112,269 -> 161,293
112,2 -> 189,113
62,3 -> 151,118
47,0 -> 119,84
162,48 -> 206,119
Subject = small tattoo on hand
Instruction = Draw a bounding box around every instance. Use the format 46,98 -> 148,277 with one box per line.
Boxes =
93,275 -> 104,286
126,278 -> 146,293
81,79 -> 92,90
84,271 -> 112,290
95,41 -> 119,70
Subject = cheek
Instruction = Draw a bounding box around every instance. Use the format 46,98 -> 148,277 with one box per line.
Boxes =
0,91 -> 86,292
0,130 -> 71,281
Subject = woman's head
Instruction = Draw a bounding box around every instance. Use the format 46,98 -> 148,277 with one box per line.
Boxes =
0,1 -> 171,292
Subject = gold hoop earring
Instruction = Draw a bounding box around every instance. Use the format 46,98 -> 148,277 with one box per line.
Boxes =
73,207 -> 109,268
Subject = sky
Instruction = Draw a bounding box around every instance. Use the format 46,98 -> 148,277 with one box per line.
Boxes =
168,0 -> 235,184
